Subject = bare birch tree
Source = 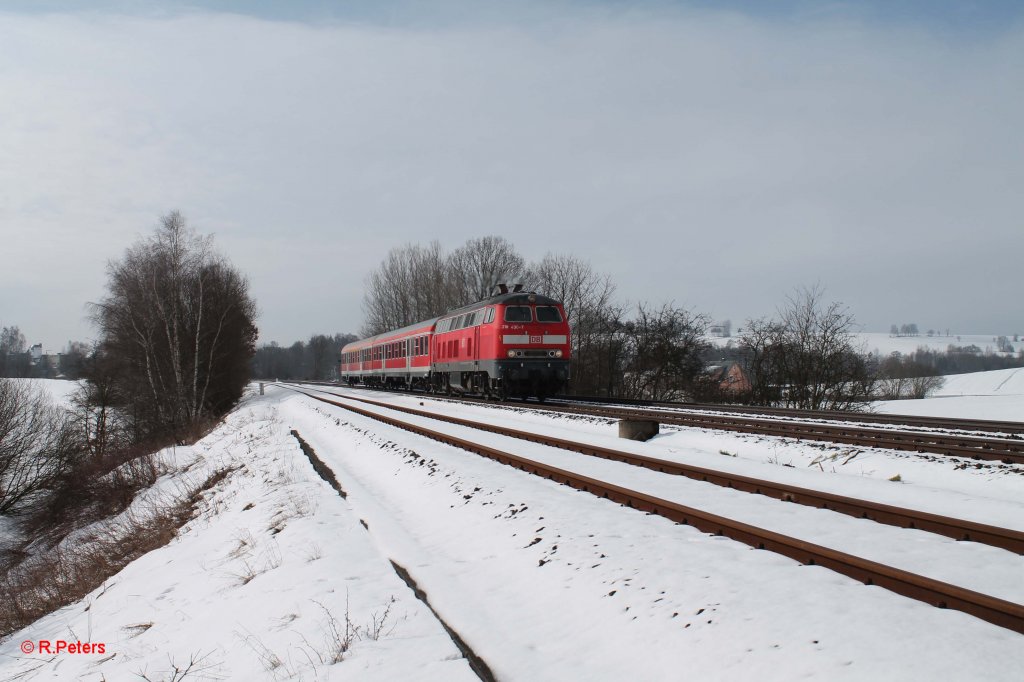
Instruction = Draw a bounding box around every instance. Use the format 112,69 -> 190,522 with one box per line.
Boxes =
91,211 -> 258,441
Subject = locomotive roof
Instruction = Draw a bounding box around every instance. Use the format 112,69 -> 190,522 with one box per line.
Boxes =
342,317 -> 439,351
440,292 -> 561,318
341,292 -> 563,352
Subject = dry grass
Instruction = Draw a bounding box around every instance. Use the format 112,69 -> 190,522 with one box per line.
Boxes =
134,650 -> 224,681
0,466 -> 233,637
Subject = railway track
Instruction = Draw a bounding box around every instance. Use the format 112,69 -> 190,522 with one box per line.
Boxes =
297,386 -> 1024,554
283,385 -> 1024,635
564,406 -> 1024,464
552,394 -> 1024,436
365,388 -> 1024,464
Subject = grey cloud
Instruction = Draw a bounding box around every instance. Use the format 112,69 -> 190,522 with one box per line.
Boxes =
1,8 -> 1021,350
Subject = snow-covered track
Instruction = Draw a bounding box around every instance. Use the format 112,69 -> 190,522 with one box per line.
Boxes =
297,386 -> 1024,554
380,389 -> 1024,464
283,385 -> 1024,635
553,394 -> 1024,436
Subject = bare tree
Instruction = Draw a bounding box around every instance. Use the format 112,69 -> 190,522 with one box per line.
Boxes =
737,316 -> 785,405
361,242 -> 457,336
619,303 -> 710,400
448,236 -> 526,304
739,286 -> 874,410
0,380 -> 80,515
362,237 -> 526,336
0,326 -> 28,378
525,253 -> 619,394
909,375 -> 944,399
90,211 -> 258,441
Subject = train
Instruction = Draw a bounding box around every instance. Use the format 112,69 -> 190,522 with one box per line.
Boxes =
339,285 -> 571,399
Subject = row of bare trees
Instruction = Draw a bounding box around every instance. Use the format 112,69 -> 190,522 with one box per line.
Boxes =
0,325 -> 90,379
361,237 -> 528,336
363,239 -> 959,408
360,237 -> 713,399
359,241 -> 899,407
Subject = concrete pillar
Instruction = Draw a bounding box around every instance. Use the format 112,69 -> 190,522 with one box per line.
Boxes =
618,419 -> 659,442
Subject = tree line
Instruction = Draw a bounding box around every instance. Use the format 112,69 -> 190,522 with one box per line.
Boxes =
0,326 -> 89,379
355,238 -> 884,408
251,333 -> 357,382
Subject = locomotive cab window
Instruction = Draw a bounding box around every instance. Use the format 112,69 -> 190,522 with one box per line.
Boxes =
536,306 -> 562,322
484,307 -> 495,324
504,306 -> 532,322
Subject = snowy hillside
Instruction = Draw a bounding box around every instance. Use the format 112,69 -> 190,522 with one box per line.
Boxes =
873,367 -> 1024,421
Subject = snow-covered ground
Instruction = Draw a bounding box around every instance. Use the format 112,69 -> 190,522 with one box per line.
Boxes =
13,378 -> 80,408
855,332 -> 1019,357
2,377 -> 1022,680
873,367 -> 1024,421
708,331 -> 1020,357
0,390 -> 476,681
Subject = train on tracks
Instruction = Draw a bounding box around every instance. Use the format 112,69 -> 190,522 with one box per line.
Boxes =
339,285 -> 572,400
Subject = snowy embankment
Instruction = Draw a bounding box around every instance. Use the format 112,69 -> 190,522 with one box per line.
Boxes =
3,382 -> 1022,680
0,391 -> 476,681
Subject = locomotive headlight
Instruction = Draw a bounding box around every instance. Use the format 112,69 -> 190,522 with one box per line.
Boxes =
554,350 -> 563,358
507,350 -> 516,358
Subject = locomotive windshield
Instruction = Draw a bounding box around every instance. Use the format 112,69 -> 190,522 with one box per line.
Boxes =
536,306 -> 562,322
504,306 -> 532,322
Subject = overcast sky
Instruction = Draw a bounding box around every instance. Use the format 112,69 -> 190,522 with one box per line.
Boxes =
2,1 -> 1022,350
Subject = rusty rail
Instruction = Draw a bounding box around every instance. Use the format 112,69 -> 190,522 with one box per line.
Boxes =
551,394 -> 1024,436
300,387 -> 1024,555
410,390 -> 1024,464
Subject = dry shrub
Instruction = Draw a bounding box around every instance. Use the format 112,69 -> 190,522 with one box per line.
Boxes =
0,467 -> 233,637
24,414 -> 221,544
23,446 -> 164,544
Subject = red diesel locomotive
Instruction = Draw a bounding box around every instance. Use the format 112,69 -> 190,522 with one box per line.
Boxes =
339,287 -> 571,399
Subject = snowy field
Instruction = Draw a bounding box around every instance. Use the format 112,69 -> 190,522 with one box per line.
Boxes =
21,378 -> 80,408
873,367 -> 1024,422
709,331 -> 1020,357
855,332 -> 1019,357
2,375 -> 1022,680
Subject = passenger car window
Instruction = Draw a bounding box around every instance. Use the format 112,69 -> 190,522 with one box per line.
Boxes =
536,306 -> 562,322
504,306 -> 532,322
